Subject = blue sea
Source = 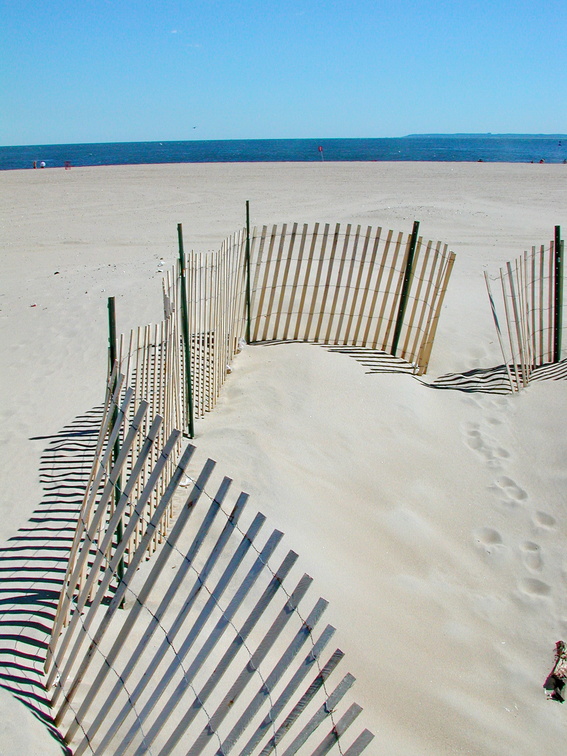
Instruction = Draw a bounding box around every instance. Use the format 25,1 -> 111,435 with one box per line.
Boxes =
1,135 -> 566,170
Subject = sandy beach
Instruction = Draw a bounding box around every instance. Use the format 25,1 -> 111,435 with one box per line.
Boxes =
1,162 -> 565,754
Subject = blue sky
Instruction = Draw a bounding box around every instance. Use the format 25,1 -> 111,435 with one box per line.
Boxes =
1,0 -> 565,145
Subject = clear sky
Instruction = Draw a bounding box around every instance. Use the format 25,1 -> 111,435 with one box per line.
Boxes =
1,0 -> 565,145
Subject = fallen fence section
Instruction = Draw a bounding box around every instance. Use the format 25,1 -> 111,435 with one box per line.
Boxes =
45,405 -> 374,754
485,228 -> 564,391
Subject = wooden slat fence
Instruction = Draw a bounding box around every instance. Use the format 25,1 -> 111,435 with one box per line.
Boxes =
171,221 -> 455,421
116,294 -> 186,549
485,232 -> 564,391
46,295 -> 185,645
165,228 -> 248,420
45,403 -> 374,754
248,222 -> 455,375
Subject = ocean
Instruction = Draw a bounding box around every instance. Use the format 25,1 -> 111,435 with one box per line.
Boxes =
1,135 -> 566,170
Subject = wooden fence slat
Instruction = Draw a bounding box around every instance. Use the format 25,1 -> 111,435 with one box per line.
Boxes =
528,247 -> 537,363
400,237 -> 427,360
507,260 -> 529,387
519,253 -> 533,372
250,225 -> 266,297
293,224 -> 320,341
304,223 -> 331,342
250,225 -> 268,340
273,222 -> 299,339
484,272 -> 516,392
252,225 -> 278,342
310,702 -> 363,756
417,249 -> 456,374
282,223 -> 309,341
261,222 -> 288,341
360,229 -> 389,346
341,729 -> 376,755
234,229 -> 248,354
351,226 -> 382,345
406,239 -> 436,365
499,268 -> 521,389
313,223 -> 341,342
362,228 -> 393,346
323,223 -> 352,344
537,243 -> 547,362
343,226 -> 372,344
216,249 -> 224,402
335,224 -> 362,345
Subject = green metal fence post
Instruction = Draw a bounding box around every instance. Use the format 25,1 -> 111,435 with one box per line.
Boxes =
245,200 -> 252,343
177,223 -> 195,438
392,220 -> 420,356
554,225 -> 563,362
107,297 -> 124,587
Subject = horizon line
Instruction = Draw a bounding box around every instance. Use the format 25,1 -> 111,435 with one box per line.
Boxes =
2,133 -> 567,149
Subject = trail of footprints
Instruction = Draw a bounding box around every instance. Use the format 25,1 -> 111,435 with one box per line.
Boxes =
462,399 -> 558,600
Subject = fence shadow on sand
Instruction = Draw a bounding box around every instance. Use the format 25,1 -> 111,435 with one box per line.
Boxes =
322,345 -> 567,394
0,408 -> 103,754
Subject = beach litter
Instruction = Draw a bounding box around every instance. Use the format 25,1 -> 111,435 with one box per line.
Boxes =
544,641 -> 567,702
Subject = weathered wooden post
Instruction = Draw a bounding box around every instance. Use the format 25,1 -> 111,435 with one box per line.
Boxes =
177,223 -> 195,438
392,220 -> 420,356
554,225 -> 563,362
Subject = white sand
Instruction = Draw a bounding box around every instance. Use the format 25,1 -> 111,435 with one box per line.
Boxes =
0,162 -> 565,754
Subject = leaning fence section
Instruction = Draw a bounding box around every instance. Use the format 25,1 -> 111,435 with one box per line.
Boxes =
485,227 -> 564,391
116,295 -> 186,529
248,222 -> 455,374
46,296 -> 186,645
45,402 -> 374,754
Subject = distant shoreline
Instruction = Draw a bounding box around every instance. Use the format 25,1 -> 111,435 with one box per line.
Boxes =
2,135 -> 566,170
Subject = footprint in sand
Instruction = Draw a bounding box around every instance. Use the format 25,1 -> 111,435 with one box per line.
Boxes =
492,475 -> 528,508
462,423 -> 510,469
485,415 -> 502,427
520,541 -> 543,572
518,577 -> 551,597
533,511 -> 557,530
473,527 -> 508,561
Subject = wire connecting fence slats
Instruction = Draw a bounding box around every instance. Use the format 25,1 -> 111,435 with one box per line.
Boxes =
485,232 -> 564,391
